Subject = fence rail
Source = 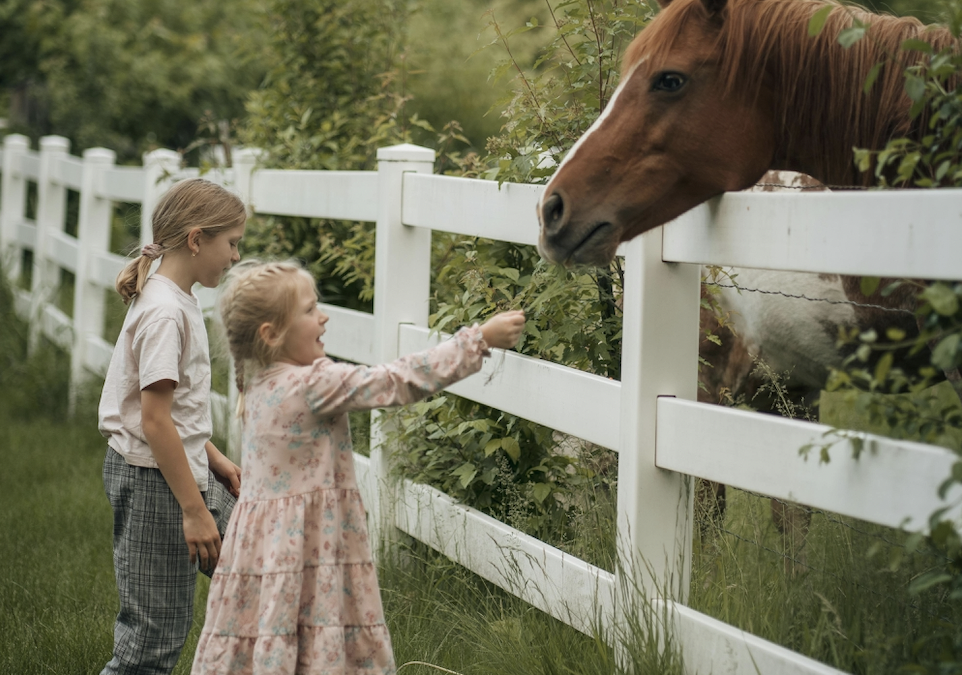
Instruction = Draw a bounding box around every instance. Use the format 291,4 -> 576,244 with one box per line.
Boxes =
2,133 -> 960,675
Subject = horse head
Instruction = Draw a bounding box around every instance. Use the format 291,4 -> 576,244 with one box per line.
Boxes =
538,0 -> 776,266
537,0 -> 948,266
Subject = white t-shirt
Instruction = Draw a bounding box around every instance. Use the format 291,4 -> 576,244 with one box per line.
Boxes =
98,274 -> 213,491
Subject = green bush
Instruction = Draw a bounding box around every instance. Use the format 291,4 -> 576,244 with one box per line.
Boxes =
817,4 -> 962,669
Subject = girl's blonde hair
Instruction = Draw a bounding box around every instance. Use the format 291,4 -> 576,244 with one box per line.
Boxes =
216,259 -> 316,416
116,177 -> 247,304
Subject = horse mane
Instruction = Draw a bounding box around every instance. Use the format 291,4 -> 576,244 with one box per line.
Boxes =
626,0 -> 958,185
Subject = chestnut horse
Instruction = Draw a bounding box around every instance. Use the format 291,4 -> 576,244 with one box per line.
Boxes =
534,0 -> 955,570
537,0 -> 954,265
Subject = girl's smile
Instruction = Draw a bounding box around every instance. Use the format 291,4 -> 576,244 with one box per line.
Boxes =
275,274 -> 330,366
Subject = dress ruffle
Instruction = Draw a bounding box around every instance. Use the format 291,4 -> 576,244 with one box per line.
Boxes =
192,623 -> 395,675
221,490 -> 371,574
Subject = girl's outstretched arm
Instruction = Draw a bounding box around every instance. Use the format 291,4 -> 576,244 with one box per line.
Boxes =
303,310 -> 525,417
142,380 -> 221,572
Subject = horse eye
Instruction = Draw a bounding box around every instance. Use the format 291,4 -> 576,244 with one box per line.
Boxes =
652,72 -> 687,92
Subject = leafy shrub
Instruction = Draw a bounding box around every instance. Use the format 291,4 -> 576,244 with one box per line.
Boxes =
819,5 -> 962,670
388,0 -> 649,549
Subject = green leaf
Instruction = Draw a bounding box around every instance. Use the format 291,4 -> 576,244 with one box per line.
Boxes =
532,482 -> 552,503
901,38 -> 934,54
921,283 -> 959,316
453,462 -> 477,489
863,62 -> 882,94
860,276 -> 880,296
885,327 -> 906,341
483,438 -> 502,456
502,436 -> 521,462
932,334 -> 960,371
837,25 -> 866,49
908,572 -> 952,595
875,352 -> 893,384
807,5 -> 833,36
905,74 -> 927,102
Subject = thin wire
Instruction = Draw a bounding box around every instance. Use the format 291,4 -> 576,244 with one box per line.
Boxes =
703,281 -> 918,318
753,182 -> 870,191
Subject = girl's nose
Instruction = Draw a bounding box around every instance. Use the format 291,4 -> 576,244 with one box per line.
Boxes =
319,311 -> 329,325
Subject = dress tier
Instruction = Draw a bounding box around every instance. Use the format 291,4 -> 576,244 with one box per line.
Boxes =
192,327 -> 486,675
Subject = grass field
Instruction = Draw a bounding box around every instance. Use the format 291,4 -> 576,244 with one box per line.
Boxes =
0,286 -> 658,674
1,274 -> 959,674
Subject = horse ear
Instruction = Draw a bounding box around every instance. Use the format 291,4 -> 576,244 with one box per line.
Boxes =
700,0 -> 728,16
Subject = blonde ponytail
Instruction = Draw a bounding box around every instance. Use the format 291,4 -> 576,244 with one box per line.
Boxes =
115,256 -> 156,305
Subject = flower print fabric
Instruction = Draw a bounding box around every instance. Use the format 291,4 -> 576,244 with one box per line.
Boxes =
192,326 -> 487,675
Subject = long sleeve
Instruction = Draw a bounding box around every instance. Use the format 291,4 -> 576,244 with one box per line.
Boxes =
303,325 -> 488,417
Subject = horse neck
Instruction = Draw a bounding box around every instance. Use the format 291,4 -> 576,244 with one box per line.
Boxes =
734,2 -> 955,186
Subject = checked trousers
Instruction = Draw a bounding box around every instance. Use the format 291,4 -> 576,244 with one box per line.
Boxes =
101,447 -> 236,675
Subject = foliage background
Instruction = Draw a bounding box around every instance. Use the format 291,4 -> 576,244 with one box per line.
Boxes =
3,0 -> 962,671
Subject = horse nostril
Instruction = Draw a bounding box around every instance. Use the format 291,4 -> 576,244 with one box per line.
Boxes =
541,193 -> 565,234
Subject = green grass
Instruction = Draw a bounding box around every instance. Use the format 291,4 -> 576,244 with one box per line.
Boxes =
2,266 -> 958,674
0,387 -> 213,674
689,485 -> 962,674
0,275 -> 665,674
0,380 -> 665,675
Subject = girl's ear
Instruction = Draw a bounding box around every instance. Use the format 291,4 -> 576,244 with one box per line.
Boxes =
187,227 -> 204,255
259,322 -> 281,349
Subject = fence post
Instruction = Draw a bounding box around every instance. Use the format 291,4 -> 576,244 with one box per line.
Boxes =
369,143 -> 436,558
28,135 -> 70,353
616,231 -> 700,607
0,134 -> 30,282
225,147 -> 261,463
69,147 -> 117,412
140,149 -> 181,249
232,147 -> 260,212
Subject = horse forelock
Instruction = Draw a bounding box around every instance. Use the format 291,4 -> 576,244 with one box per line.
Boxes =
627,0 -> 957,185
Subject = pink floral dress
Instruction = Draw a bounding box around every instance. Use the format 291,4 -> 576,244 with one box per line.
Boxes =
191,327 -> 487,675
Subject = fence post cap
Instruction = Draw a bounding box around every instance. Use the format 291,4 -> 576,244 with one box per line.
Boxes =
82,147 -> 116,163
39,135 -> 70,152
233,147 -> 263,164
3,134 -> 30,150
376,143 -> 435,163
142,148 -> 181,167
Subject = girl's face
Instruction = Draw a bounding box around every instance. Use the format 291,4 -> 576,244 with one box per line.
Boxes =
276,274 -> 330,366
194,223 -> 245,288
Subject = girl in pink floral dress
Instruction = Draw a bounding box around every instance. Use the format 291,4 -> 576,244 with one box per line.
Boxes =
191,260 -> 525,675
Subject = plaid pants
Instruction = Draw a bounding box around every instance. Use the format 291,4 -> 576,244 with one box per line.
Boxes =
101,447 -> 236,675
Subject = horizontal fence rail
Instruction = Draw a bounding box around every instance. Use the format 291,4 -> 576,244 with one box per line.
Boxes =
2,134 -> 960,675
663,189 -> 962,279
398,324 -> 622,451
656,398 -> 962,533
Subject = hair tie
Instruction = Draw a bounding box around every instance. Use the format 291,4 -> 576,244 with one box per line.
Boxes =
141,243 -> 164,260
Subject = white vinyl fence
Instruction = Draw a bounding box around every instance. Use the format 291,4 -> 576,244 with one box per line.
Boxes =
2,133 -> 961,675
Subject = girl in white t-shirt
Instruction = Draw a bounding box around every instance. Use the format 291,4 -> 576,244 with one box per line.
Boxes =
98,177 -> 247,675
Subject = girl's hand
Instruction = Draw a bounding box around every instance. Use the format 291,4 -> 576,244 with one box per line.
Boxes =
480,310 -> 526,351
208,448 -> 242,498
182,506 -> 222,572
